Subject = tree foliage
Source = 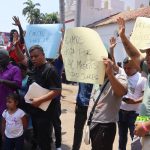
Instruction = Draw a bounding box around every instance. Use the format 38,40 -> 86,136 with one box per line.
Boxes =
22,0 -> 59,24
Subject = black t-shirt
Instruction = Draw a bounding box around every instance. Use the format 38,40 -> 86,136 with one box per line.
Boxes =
27,62 -> 61,93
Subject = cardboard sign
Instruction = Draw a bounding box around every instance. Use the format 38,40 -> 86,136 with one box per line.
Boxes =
61,27 -> 108,84
25,24 -> 62,58
130,17 -> 150,56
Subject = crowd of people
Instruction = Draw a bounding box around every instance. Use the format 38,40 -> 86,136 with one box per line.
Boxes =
0,15 -> 150,150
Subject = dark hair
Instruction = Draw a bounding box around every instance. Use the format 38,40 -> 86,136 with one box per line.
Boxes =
10,29 -> 18,42
7,93 -> 20,104
117,62 -> 122,68
123,57 -> 130,65
29,45 -> 44,53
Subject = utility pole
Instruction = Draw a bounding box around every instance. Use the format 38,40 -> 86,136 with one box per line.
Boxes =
59,0 -> 65,30
75,0 -> 81,27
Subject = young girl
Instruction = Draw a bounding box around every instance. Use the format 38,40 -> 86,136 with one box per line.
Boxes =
2,93 -> 27,150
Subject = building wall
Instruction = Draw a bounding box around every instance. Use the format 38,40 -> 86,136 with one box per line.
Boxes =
65,0 -> 149,28
122,0 -> 149,10
65,20 -> 75,29
94,20 -> 135,62
134,0 -> 149,9
65,0 -> 124,28
80,0 -> 124,26
65,0 -> 76,28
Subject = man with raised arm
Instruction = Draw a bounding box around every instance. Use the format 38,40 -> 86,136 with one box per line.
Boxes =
89,56 -> 128,150
109,36 -> 146,150
117,17 -> 150,149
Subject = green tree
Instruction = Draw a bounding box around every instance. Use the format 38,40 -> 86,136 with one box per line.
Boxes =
40,12 -> 59,24
23,0 -> 59,24
22,0 -> 41,24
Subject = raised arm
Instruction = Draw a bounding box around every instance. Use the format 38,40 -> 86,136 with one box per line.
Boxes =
103,58 -> 127,97
12,16 -> 24,44
117,17 -> 144,68
109,37 -> 119,72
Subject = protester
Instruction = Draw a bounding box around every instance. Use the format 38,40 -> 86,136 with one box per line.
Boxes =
119,57 -> 146,150
7,16 -> 24,64
0,49 -> 22,148
52,55 -> 63,150
109,36 -> 146,150
2,93 -> 27,150
72,83 -> 93,150
17,45 -> 62,150
88,57 -> 128,150
13,21 -> 63,149
117,17 -> 150,149
47,55 -> 63,150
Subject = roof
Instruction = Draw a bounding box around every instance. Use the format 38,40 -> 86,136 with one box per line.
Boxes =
87,6 -> 150,28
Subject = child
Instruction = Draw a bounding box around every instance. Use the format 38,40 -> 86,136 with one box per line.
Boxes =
2,93 -> 27,150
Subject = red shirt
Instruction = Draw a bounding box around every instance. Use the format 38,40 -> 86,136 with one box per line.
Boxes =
7,43 -> 24,62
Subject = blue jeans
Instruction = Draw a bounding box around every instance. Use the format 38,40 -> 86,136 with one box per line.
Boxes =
3,134 -> 24,150
118,109 -> 138,150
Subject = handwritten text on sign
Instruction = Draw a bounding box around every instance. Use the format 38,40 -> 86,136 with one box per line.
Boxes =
61,27 -> 108,84
130,17 -> 150,53
25,24 -> 62,58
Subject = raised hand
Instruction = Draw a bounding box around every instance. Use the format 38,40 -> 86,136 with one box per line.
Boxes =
12,16 -> 21,26
109,37 -> 116,50
117,17 -> 125,38
103,58 -> 114,76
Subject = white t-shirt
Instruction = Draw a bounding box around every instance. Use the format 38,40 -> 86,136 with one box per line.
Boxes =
120,72 -> 147,113
2,108 -> 25,138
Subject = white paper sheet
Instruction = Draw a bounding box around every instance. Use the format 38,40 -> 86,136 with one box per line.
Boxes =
24,82 -> 51,111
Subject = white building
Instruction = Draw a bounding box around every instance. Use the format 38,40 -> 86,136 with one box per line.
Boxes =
65,0 -> 150,62
121,0 -> 149,10
65,0 -> 124,28
65,0 -> 150,28
65,0 -> 76,28
87,7 -> 150,62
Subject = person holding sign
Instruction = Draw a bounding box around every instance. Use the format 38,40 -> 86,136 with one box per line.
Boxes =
117,17 -> 150,150
89,56 -> 128,150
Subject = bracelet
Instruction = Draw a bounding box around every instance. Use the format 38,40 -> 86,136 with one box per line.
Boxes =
142,122 -> 149,132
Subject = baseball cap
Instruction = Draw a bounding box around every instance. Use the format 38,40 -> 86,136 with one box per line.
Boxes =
140,43 -> 150,53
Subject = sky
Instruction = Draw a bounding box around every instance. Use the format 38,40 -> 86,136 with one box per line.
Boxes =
0,0 -> 59,32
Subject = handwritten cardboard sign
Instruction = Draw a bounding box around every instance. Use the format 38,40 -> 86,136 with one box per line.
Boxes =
130,17 -> 150,56
61,27 -> 108,84
25,24 -> 62,58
